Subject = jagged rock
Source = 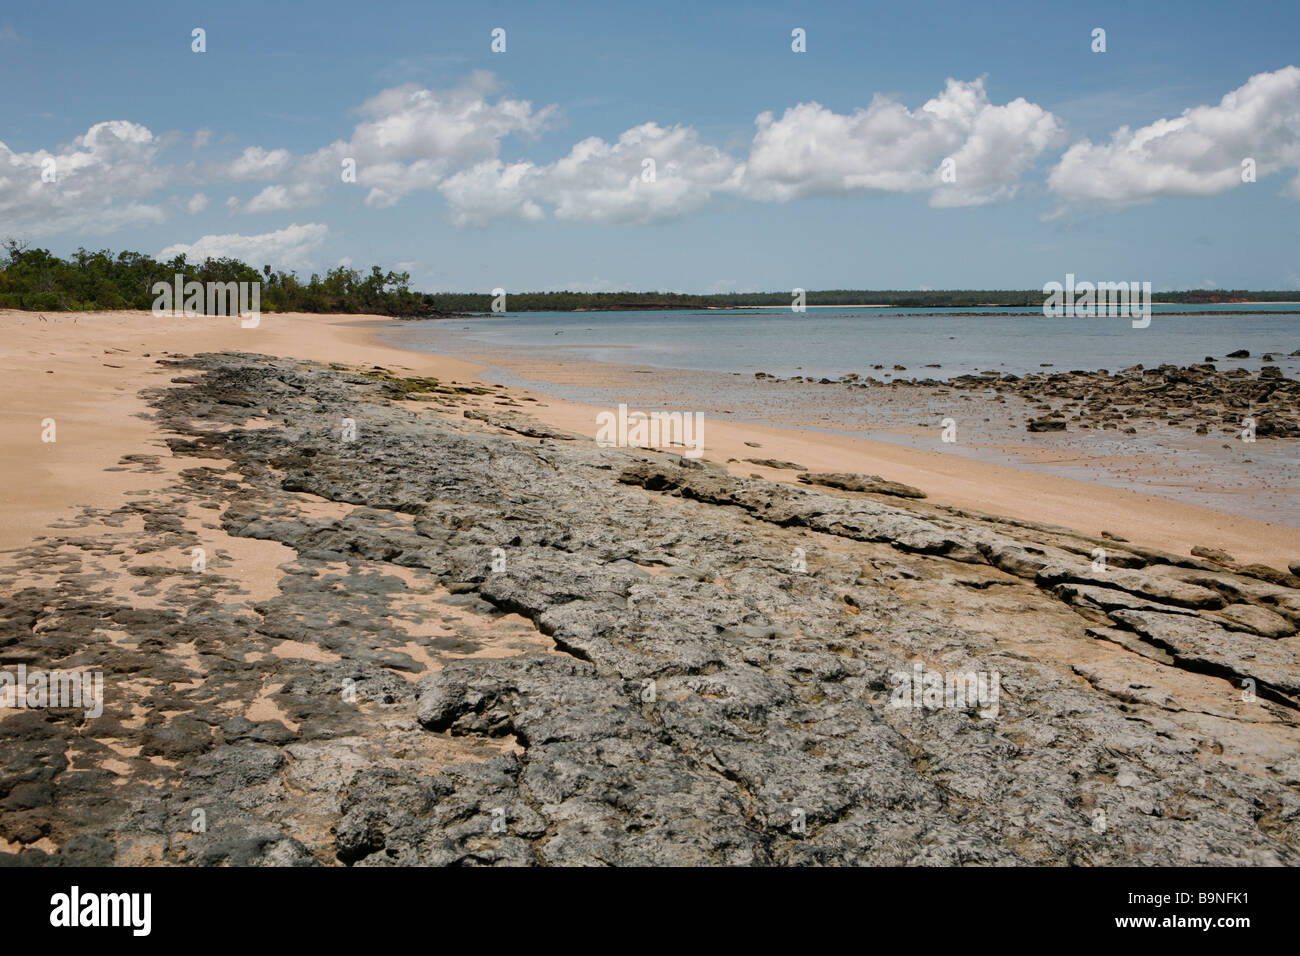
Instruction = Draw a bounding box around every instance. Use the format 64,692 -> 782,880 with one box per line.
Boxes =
743,458 -> 808,471
1191,546 -> 1235,564
1109,610 -> 1300,706
1215,603 -> 1296,638
797,472 -> 927,499
1026,418 -> 1067,432
463,408 -> 576,440
3,352 -> 1299,867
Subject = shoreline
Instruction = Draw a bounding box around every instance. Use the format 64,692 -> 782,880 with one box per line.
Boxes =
1,308 -> 1294,570
3,309 -> 1300,865
370,322 -> 1299,567
3,343 -> 1297,864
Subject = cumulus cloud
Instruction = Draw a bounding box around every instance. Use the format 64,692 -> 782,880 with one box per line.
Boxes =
1048,66 -> 1300,206
16,68 -> 1293,247
0,120 -> 168,235
439,78 -> 1061,223
225,71 -> 557,213
441,122 -> 742,225
158,223 -> 329,270
740,78 -> 1063,207
220,145 -> 293,181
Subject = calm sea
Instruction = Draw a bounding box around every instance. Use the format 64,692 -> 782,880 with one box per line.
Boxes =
382,305 -> 1300,383
377,305 -> 1300,522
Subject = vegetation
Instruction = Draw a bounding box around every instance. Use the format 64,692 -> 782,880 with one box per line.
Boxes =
0,240 -> 429,316
2,241 -> 1295,315
359,369 -> 492,400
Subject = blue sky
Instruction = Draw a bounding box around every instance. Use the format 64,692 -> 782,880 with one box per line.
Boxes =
1,0 -> 1298,291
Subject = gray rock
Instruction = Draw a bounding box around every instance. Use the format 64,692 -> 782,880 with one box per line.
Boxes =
3,351 -> 1298,867
797,472 -> 927,499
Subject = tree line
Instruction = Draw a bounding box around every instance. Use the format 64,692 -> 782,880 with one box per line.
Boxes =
2,241 -> 1295,315
0,241 -> 429,316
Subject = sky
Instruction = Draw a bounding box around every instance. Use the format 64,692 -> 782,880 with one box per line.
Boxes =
1,0 -> 1298,293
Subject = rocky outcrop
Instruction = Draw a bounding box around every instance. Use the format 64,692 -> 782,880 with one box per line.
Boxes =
797,472 -> 927,499
2,352 -> 1298,866
750,361 -> 1300,438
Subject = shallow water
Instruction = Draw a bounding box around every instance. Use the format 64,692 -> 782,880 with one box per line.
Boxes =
379,308 -> 1300,527
385,305 -> 1300,382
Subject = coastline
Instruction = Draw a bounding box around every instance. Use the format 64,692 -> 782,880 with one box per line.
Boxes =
371,320 -> 1299,567
4,308 -> 1300,865
2,308 -> 1294,569
3,338 -> 1297,865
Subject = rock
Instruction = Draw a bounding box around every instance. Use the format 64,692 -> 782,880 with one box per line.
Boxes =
1026,418 -> 1066,432
743,458 -> 808,471
1227,349 -> 1250,358
796,472 -> 927,499
1190,546 -> 1235,565
1253,414 -> 1300,437
1235,563 -> 1300,587
1036,564 -> 1226,610
463,408 -> 575,440
1110,610 -> 1300,706
1216,604 -> 1296,639
141,716 -> 213,759
5,350 -> 1300,868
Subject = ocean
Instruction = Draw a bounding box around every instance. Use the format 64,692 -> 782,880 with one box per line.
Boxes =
377,306 -> 1300,524
381,305 -> 1300,385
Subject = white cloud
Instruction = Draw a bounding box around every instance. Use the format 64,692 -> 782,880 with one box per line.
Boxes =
542,122 -> 741,224
224,71 -> 557,213
351,72 -> 554,167
439,78 -> 1060,223
740,78 -> 1063,207
0,120 -> 168,235
15,68 -> 1290,248
441,121 -> 742,225
1048,66 -> 1300,206
158,223 -> 329,270
221,145 -> 293,181
239,183 -> 323,214
438,160 -> 545,225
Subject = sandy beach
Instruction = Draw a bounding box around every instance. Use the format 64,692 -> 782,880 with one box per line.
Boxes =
8,0 -> 1300,901
3,308 -> 1295,570
4,307 -> 1300,868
